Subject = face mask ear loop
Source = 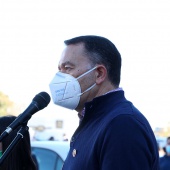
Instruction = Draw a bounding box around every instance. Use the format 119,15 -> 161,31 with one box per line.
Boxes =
77,83 -> 96,96
76,66 -> 97,80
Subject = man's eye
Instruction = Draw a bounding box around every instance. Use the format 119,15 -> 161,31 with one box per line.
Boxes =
65,66 -> 71,70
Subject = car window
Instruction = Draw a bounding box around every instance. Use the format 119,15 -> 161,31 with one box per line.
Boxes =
31,147 -> 64,170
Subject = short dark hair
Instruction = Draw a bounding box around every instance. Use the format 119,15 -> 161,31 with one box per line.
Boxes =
64,35 -> 121,87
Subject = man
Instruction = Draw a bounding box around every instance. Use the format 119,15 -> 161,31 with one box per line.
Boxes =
49,35 -> 159,169
160,137 -> 170,170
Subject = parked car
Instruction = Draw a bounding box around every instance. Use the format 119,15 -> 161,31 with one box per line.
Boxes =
31,141 -> 70,170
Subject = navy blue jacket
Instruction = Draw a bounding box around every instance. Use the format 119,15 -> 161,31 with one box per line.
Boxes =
62,91 -> 159,170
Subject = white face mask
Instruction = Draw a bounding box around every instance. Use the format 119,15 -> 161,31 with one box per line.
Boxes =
49,66 -> 97,110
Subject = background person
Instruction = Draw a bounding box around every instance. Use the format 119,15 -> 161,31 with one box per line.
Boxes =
160,136 -> 170,170
49,35 -> 159,170
0,115 -> 37,170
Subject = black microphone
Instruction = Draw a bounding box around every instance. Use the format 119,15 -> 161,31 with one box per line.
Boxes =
0,91 -> 51,142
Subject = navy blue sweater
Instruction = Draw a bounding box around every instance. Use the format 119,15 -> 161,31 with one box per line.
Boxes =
62,91 -> 159,170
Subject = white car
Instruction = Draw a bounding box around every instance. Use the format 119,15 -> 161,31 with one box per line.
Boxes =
31,141 -> 70,170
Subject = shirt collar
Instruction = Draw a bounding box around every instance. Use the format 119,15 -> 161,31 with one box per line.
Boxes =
78,87 -> 123,122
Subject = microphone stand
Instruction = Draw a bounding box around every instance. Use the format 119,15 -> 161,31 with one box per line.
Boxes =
0,125 -> 29,166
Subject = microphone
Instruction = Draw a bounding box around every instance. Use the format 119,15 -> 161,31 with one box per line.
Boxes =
0,91 -> 51,142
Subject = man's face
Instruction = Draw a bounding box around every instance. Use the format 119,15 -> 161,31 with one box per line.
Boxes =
167,139 -> 170,146
58,43 -> 97,111
58,44 -> 92,77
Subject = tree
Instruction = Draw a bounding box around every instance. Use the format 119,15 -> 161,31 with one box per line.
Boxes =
0,91 -> 14,116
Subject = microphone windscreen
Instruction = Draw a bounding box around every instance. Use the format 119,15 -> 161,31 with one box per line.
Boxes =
33,92 -> 51,110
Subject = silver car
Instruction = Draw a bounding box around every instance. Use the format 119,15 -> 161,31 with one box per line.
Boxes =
31,141 -> 69,170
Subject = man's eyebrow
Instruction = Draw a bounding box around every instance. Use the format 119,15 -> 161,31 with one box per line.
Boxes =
58,61 -> 75,69
62,61 -> 74,66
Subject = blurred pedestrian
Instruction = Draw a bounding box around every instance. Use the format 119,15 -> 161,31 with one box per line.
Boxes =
62,133 -> 68,141
160,136 -> 170,170
49,35 -> 159,170
48,136 -> 54,141
0,115 -> 37,170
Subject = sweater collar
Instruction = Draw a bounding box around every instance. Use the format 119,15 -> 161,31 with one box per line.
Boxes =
78,88 -> 124,122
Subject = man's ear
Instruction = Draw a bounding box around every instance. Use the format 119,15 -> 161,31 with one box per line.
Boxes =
95,65 -> 107,85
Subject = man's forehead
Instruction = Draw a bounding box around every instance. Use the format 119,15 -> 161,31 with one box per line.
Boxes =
59,46 -> 90,66
60,45 -> 79,59
63,44 -> 85,55
60,61 -> 75,67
